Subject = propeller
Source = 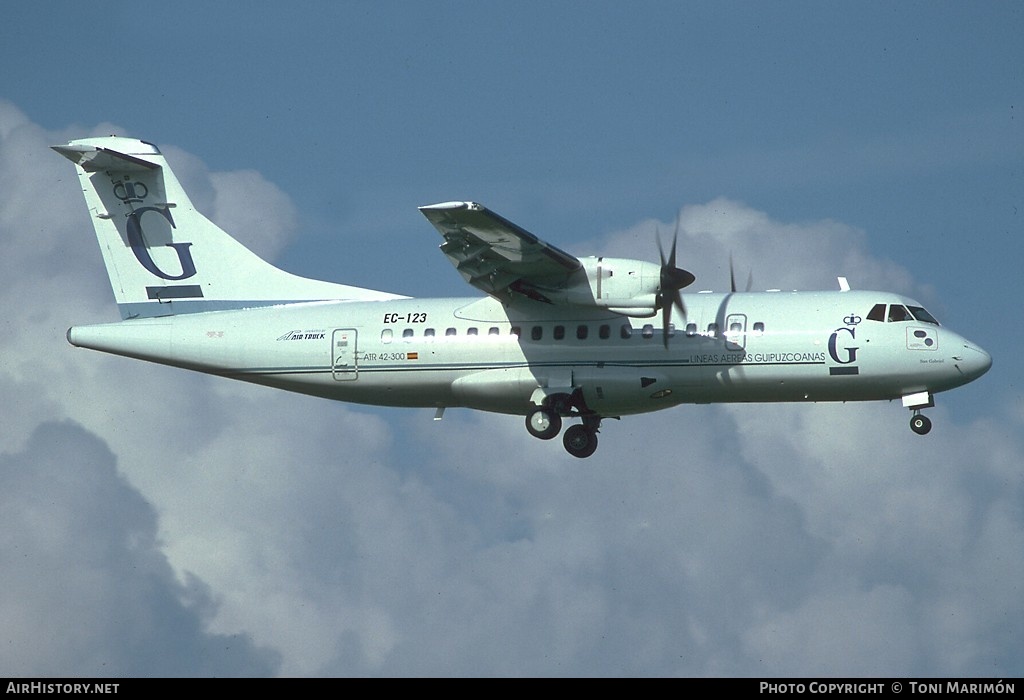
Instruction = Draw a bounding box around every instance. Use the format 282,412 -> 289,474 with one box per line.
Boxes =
729,254 -> 753,293
656,221 -> 696,349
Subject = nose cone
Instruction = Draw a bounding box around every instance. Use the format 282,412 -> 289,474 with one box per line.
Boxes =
957,341 -> 992,382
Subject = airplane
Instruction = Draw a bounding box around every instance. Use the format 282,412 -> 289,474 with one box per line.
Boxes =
54,136 -> 992,458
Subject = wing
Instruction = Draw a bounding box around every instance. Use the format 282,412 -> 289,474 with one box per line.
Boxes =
419,201 -> 582,301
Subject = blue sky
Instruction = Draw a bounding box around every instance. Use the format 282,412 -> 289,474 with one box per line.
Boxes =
1,1 -> 1021,677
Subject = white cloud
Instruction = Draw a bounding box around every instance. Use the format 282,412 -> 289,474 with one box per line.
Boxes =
0,102 -> 1019,676
587,197 -> 922,300
161,143 -> 299,261
0,421 -> 279,676
743,585 -> 921,675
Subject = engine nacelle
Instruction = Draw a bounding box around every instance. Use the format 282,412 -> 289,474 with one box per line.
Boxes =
537,257 -> 663,316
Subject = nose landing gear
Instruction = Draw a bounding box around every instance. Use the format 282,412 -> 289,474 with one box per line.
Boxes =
910,411 -> 932,435
903,391 -> 935,436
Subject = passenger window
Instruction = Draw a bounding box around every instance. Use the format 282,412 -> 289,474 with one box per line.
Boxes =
685,323 -> 698,337
402,329 -> 414,342
445,327 -> 457,336
467,327 -> 478,336
576,325 -> 588,340
707,323 -> 719,337
381,329 -> 393,344
554,325 -> 565,340
510,326 -> 522,337
888,305 -> 910,322
620,324 -> 633,339
531,326 -> 543,341
752,322 -> 765,335
666,323 -> 676,338
599,324 -> 610,340
424,328 -> 436,340
729,322 -> 742,333
867,303 -> 886,322
488,327 -> 500,336
642,324 -> 654,339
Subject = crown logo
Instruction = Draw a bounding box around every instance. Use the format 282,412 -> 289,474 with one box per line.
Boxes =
113,180 -> 148,204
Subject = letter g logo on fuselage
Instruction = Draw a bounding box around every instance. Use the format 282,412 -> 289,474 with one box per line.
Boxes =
125,205 -> 198,281
828,326 -> 859,364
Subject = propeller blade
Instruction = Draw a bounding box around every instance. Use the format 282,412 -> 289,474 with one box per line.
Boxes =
729,254 -> 754,292
672,288 -> 686,318
656,218 -> 694,349
661,301 -> 673,350
669,218 -> 679,269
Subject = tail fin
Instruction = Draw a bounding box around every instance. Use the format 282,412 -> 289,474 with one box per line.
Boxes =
53,136 -> 402,319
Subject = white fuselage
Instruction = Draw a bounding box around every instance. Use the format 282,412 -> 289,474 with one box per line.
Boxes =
52,136 -> 993,456
67,289 -> 991,418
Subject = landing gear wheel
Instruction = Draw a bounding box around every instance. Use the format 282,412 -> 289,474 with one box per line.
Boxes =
526,408 -> 562,440
563,424 -> 598,458
910,413 -> 932,435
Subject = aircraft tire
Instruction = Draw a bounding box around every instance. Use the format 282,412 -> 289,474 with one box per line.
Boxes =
526,408 -> 562,440
910,414 -> 932,435
563,424 -> 598,458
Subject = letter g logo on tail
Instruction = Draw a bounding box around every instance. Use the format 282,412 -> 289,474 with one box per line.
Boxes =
126,206 -> 198,281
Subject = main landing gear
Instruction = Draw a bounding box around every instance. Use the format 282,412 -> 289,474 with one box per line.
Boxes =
524,392 -> 602,458
562,419 -> 600,459
526,407 -> 562,440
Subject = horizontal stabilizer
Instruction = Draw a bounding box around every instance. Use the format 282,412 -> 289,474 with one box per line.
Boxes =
52,142 -> 160,172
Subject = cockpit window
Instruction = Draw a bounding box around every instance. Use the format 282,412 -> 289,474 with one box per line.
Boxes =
867,304 -> 886,322
867,303 -> 939,325
887,304 -> 911,322
907,305 -> 940,325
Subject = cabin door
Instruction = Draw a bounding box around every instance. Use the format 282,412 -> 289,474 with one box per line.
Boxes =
331,329 -> 358,380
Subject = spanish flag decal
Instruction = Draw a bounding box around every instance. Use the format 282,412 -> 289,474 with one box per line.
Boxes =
407,352 -> 419,360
